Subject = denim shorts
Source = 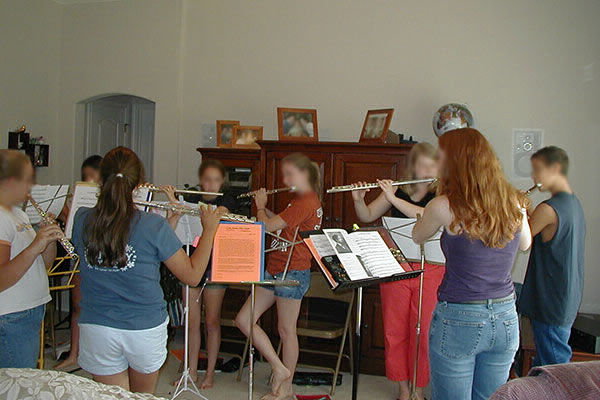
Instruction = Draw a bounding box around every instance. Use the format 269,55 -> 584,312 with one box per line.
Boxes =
263,269 -> 311,300
0,304 -> 45,368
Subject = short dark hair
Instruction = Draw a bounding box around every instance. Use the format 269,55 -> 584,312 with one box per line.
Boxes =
531,146 -> 569,175
81,155 -> 103,180
198,159 -> 226,178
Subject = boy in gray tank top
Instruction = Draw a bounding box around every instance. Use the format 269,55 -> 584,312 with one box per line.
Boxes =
519,146 -> 586,367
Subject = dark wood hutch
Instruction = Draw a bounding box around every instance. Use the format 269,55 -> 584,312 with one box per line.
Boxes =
197,140 -> 414,375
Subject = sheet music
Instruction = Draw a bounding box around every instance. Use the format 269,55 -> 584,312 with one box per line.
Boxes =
323,229 -> 370,280
349,231 -> 405,277
132,187 -> 152,211
147,200 -> 203,245
382,216 -> 445,264
65,183 -> 100,238
309,234 -> 336,257
26,185 -> 69,224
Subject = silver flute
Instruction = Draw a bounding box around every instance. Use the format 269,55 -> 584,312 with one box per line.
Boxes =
525,182 -> 542,195
237,186 -> 296,199
138,184 -> 223,197
27,195 -> 79,260
327,178 -> 437,194
134,200 -> 256,223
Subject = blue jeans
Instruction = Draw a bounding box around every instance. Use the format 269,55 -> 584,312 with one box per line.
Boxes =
429,299 -> 519,400
0,304 -> 45,368
531,319 -> 572,366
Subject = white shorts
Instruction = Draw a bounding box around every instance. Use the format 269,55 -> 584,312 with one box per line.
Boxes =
78,317 -> 169,376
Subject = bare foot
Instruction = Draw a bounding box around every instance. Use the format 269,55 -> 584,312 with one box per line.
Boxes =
260,393 -> 278,400
273,381 -> 294,400
199,371 -> 214,389
172,373 -> 198,386
270,366 -> 292,395
53,356 -> 78,371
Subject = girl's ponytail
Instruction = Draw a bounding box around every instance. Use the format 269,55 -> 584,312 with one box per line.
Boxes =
85,147 -> 144,268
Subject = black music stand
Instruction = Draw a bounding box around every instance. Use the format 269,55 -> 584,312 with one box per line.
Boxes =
299,228 -> 423,400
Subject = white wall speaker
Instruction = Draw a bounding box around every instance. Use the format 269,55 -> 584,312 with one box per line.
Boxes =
513,128 -> 544,178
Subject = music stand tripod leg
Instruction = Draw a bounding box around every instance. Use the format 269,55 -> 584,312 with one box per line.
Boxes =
352,286 -> 363,400
248,283 -> 256,400
281,226 -> 299,281
172,243 -> 208,400
410,245 -> 426,399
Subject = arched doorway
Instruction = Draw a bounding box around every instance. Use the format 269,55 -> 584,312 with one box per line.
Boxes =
80,94 -> 155,180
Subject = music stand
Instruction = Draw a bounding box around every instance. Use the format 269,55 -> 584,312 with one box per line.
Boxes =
172,215 -> 208,400
382,217 -> 443,400
214,279 -> 299,400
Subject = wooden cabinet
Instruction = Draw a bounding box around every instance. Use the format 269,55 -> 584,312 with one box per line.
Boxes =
197,140 -> 412,376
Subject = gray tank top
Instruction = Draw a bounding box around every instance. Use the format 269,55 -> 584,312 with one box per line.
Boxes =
519,192 -> 586,326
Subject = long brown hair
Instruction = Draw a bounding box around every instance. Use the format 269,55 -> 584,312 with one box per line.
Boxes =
403,142 -> 438,196
438,128 -> 528,248
281,153 -> 322,200
85,147 -> 145,268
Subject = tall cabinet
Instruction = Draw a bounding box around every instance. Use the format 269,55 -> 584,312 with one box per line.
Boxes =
197,140 -> 413,375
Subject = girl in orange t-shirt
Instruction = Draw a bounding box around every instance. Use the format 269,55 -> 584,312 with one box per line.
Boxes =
235,153 -> 322,400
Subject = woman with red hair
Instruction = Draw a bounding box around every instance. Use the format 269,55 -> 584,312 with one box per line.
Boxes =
413,129 -> 532,400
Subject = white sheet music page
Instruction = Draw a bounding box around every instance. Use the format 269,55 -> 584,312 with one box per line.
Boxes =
147,200 -> 203,245
323,229 -> 370,280
382,216 -> 446,264
65,183 -> 100,238
349,230 -> 405,277
26,184 -> 69,224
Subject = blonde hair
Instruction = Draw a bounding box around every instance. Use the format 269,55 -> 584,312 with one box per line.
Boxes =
403,142 -> 438,196
281,152 -> 322,200
0,150 -> 31,181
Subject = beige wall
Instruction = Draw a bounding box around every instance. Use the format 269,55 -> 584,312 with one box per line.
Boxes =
1,0 -> 599,312
0,0 -> 62,183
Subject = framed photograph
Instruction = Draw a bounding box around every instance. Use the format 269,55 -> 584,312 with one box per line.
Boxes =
233,125 -> 263,148
216,120 -> 239,147
359,109 -> 394,143
277,107 -> 318,142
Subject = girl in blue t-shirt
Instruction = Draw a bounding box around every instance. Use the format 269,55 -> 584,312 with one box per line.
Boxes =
72,147 -> 222,394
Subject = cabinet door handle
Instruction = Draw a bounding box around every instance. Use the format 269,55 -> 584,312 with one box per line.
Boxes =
324,216 -> 330,222
334,217 -> 341,222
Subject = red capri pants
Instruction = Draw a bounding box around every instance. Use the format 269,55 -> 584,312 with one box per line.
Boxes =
379,263 -> 445,387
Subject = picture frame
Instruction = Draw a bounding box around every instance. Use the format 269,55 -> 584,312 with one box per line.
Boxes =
233,125 -> 263,148
277,107 -> 318,142
216,120 -> 240,147
359,109 -> 394,143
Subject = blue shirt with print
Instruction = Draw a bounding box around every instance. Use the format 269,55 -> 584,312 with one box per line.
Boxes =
72,207 -> 182,330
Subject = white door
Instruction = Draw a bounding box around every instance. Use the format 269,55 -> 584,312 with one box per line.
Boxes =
84,96 -> 155,180
85,100 -> 132,155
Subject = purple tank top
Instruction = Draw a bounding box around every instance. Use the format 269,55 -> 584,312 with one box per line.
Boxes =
438,230 -> 520,302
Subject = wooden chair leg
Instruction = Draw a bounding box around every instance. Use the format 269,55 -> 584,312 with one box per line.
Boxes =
236,336 -> 250,382
37,318 -> 44,369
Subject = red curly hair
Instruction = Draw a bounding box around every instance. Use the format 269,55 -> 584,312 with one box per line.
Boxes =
438,128 -> 528,248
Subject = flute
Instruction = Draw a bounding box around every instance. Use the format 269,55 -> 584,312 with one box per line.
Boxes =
327,178 -> 437,194
525,183 -> 542,195
138,183 -> 223,197
134,200 -> 256,223
237,187 -> 296,199
27,195 -> 79,260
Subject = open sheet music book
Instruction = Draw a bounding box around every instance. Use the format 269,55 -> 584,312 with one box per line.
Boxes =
303,228 -> 411,290
25,184 -> 69,224
382,216 -> 445,264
